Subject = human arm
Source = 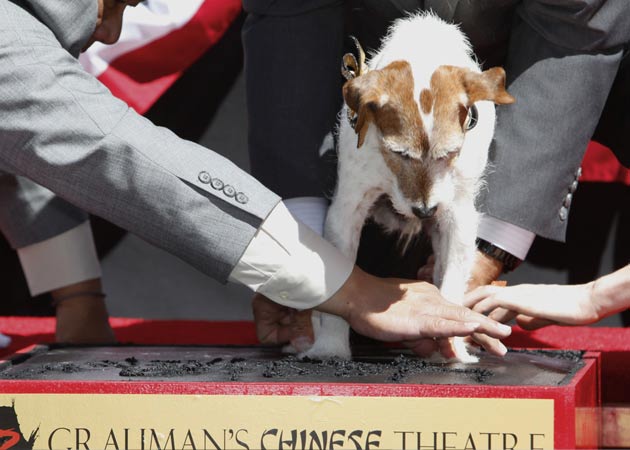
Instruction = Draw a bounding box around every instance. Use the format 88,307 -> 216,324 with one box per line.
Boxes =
20,224 -> 116,343
0,11 -> 282,282
0,175 -> 114,343
464,265 -> 630,329
478,1 -> 630,244
238,203 -> 511,353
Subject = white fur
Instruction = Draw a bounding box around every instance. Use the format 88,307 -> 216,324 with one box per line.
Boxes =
302,13 -> 498,362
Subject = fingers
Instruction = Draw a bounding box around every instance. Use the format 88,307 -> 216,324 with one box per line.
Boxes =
251,294 -> 315,348
429,302 -> 512,339
469,332 -> 508,356
416,265 -> 434,282
289,310 -> 314,351
416,255 -> 435,282
404,338 -> 439,358
404,338 -> 455,359
463,285 -> 502,308
414,317 -> 482,339
252,294 -> 293,345
488,307 -> 517,324
438,338 -> 457,359
516,314 -> 557,330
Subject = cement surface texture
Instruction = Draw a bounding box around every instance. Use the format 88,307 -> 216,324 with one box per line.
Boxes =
0,346 -> 583,386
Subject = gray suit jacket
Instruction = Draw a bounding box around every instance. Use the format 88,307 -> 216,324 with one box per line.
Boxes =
481,0 -> 630,241
0,0 -> 281,282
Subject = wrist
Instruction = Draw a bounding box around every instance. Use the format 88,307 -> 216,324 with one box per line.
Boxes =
590,268 -> 630,320
474,250 -> 504,281
476,238 -> 521,273
316,266 -> 363,321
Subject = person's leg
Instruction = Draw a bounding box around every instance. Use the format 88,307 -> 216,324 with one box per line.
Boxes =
243,0 -> 345,200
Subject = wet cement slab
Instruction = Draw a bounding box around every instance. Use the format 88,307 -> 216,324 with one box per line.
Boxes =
0,345 -> 583,386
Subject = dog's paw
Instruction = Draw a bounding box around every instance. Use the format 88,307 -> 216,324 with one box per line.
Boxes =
298,338 -> 351,360
451,337 -> 479,363
282,343 -> 298,355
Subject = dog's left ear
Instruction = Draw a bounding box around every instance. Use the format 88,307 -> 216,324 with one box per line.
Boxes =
343,71 -> 383,148
464,67 -> 515,105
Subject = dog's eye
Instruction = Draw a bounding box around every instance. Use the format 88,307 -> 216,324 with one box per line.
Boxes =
394,150 -> 413,159
464,104 -> 478,131
389,147 -> 413,159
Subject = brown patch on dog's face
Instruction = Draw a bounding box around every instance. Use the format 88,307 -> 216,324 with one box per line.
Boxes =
343,61 -> 428,152
429,65 -> 515,159
420,89 -> 433,115
343,61 -> 434,204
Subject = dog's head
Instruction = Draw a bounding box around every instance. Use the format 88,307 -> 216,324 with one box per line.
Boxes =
343,60 -> 514,220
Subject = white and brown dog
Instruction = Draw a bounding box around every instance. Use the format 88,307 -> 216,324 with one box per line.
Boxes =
304,13 -> 514,362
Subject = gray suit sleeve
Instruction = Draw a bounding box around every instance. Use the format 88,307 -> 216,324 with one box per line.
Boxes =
0,24 -> 281,283
480,0 -> 630,242
0,174 -> 87,249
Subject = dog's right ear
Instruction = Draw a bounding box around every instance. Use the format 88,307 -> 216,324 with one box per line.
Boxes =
343,71 -> 382,148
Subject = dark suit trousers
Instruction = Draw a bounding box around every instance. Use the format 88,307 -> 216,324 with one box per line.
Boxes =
242,0 -> 345,199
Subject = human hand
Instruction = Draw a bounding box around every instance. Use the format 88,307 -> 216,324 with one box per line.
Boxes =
416,254 -> 435,282
317,267 -> 512,353
251,293 -> 314,351
416,253 -> 509,357
464,282 -> 601,329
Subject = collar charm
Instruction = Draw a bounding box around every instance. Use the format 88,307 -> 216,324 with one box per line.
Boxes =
342,36 -> 369,132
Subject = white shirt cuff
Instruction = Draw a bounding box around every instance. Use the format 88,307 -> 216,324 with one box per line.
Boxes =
477,215 -> 536,260
17,221 -> 102,296
229,201 -> 354,309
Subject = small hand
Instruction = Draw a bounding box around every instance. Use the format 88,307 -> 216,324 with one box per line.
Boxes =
251,294 -> 314,351
464,283 -> 600,328
416,254 -> 435,282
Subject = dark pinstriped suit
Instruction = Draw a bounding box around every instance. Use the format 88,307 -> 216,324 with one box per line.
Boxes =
243,0 -> 630,243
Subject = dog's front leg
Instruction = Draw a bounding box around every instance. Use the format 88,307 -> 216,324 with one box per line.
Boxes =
433,203 -> 480,362
299,181 -> 382,360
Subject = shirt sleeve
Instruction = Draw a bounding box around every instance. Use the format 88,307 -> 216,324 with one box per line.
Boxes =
283,196 -> 328,236
477,214 -> 536,261
17,221 -> 101,296
229,201 -> 354,310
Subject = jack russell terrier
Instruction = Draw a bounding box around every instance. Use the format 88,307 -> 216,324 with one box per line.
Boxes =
303,12 -> 515,362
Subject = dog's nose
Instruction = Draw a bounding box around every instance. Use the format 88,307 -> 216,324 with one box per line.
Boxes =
412,205 -> 438,219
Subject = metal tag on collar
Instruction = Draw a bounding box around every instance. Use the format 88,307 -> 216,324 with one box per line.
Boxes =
342,36 -> 368,132
341,36 -> 368,81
